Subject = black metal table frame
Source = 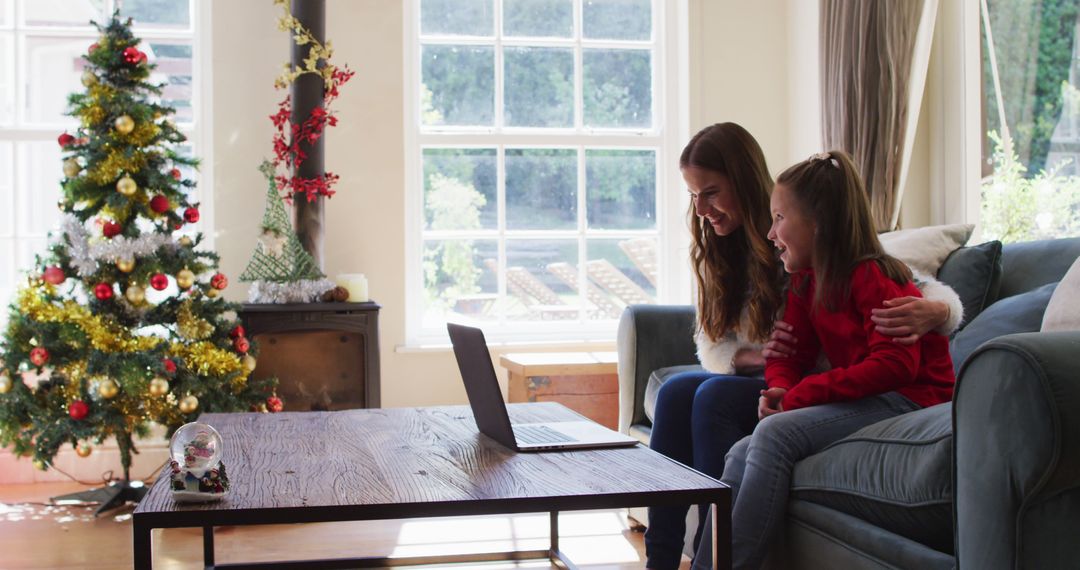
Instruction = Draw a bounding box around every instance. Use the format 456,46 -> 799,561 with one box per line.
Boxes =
132,490 -> 731,569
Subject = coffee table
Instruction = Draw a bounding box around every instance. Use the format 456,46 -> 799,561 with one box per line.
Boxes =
133,402 -> 730,569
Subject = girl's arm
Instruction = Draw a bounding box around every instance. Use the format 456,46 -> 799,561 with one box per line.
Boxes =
780,263 -> 922,411
764,279 -> 821,392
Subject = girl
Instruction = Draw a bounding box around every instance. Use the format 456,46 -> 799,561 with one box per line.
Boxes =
697,151 -> 955,569
644,125 -> 961,570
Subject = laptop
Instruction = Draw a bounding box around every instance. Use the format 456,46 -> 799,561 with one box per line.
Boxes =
447,322 -> 639,451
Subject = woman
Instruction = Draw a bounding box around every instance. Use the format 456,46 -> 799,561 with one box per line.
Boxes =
643,124 -> 961,570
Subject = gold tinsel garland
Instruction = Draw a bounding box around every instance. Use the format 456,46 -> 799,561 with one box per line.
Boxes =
177,300 -> 213,340
87,149 -> 148,184
169,341 -> 245,379
19,288 -> 160,353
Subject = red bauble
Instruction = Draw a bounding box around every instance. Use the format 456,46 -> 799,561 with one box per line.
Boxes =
57,133 -> 75,147
88,42 -> 99,53
69,400 -> 89,420
162,358 -> 177,374
170,168 -> 182,180
183,207 -> 200,224
43,266 -> 66,285
29,347 -> 49,367
122,46 -> 146,64
266,396 -> 284,413
149,273 -> 169,291
102,220 -> 122,238
150,195 -> 170,214
210,273 -> 228,290
233,337 -> 250,354
229,325 -> 245,339
94,282 -> 113,300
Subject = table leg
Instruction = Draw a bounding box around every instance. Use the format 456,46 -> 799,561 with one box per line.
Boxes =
203,526 -> 215,568
712,500 -> 732,570
132,519 -> 152,570
549,511 -> 559,551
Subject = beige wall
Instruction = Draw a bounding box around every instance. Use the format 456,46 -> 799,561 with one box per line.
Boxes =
210,1 -> 940,408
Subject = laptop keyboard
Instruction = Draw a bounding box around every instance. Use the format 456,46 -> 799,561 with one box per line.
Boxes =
515,424 -> 574,444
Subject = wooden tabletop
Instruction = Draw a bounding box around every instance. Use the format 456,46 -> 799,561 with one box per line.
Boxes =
134,403 -> 725,527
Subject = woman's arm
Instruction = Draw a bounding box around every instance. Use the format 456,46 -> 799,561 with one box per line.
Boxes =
870,270 -> 964,343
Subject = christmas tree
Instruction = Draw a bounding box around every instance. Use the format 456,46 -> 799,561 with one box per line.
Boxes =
0,16 -> 277,504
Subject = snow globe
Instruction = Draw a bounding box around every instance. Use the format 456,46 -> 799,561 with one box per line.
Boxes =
168,422 -> 229,502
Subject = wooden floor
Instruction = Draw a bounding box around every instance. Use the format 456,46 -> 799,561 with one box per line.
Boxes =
0,482 -> 691,569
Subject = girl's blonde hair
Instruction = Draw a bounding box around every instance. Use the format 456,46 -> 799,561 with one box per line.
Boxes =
775,150 -> 911,311
682,122 -> 782,343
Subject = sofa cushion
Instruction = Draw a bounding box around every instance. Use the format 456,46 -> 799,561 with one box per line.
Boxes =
949,281 -> 1057,374
1042,256 -> 1080,332
791,403 -> 954,554
879,223 -> 974,276
936,240 -> 1003,331
643,364 -> 702,423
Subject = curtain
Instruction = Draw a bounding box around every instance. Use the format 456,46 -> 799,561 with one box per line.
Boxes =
820,0 -> 938,231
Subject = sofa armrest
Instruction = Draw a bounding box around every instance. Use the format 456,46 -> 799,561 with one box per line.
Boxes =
617,304 -> 698,434
953,331 -> 1080,570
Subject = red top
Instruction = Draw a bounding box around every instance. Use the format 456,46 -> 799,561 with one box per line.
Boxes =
765,260 -> 955,411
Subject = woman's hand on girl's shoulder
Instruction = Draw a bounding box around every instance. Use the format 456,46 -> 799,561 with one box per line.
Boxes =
762,321 -> 797,359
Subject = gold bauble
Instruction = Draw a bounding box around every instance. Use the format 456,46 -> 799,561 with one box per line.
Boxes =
114,115 -> 135,135
178,236 -> 193,247
176,269 -> 196,290
81,70 -> 98,87
125,284 -> 146,304
116,257 -> 136,273
206,288 -> 219,299
242,354 -> 257,373
98,378 -> 119,399
0,371 -> 12,394
75,443 -> 93,458
149,376 -> 169,396
32,459 -> 46,471
62,157 -> 82,178
116,175 -> 137,196
178,395 -> 199,414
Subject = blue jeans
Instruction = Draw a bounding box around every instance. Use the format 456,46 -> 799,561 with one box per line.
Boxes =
691,391 -> 921,570
644,371 -> 766,569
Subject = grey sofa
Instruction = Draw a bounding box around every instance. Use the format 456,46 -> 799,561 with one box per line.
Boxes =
617,237 -> 1080,569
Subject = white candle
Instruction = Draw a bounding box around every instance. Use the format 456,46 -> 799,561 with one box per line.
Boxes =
335,273 -> 368,302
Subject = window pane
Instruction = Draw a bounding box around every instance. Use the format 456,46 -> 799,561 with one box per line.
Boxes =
20,0 -> 103,27
119,0 -> 190,29
0,0 -> 8,27
506,239 -> 581,320
423,148 -> 496,230
0,142 -> 12,235
0,34 -> 12,124
22,36 -> 91,125
504,0 -> 572,38
587,238 -> 656,305
422,238 -> 498,324
583,49 -> 651,128
421,45 -> 494,126
586,149 -> 655,229
145,40 -> 193,123
505,148 -> 576,230
583,0 -> 651,41
16,142 -> 62,237
420,0 -> 493,37
504,47 -> 573,128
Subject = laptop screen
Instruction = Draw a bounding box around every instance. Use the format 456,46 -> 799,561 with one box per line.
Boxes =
447,323 -> 517,449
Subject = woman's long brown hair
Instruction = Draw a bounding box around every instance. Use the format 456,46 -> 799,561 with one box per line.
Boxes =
682,123 -> 782,344
775,151 -> 911,311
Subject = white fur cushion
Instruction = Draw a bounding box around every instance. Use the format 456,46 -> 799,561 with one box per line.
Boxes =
879,224 -> 974,276
1041,256 -> 1080,332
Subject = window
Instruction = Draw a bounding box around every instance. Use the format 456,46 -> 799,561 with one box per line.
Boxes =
0,0 -> 206,327
980,0 -> 1080,243
407,0 -> 682,344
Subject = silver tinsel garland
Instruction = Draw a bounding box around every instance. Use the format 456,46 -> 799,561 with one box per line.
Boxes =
247,278 -> 335,303
62,215 -> 177,278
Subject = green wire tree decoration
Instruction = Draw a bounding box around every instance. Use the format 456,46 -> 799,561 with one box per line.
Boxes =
239,162 -> 332,302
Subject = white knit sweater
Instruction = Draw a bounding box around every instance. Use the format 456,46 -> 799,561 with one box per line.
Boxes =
695,269 -> 964,373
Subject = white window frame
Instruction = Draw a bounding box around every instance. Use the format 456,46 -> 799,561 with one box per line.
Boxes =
0,0 -> 212,327
403,0 -> 689,346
